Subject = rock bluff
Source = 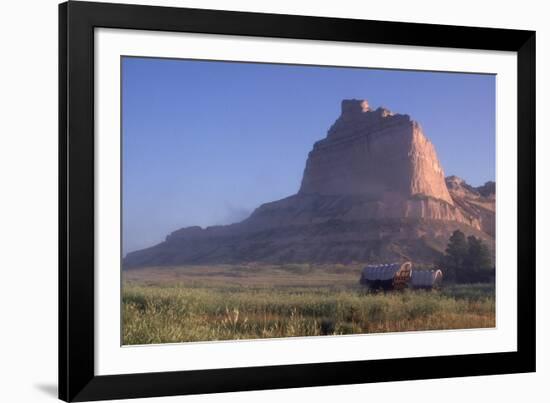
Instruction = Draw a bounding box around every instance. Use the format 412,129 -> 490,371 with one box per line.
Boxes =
300,99 -> 453,205
124,99 -> 495,267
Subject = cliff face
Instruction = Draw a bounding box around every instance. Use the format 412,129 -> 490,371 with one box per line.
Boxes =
299,100 -> 453,204
297,100 -> 475,228
446,176 -> 496,237
124,99 -> 495,268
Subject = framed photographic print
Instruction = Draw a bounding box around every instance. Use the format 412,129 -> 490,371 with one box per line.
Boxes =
59,1 -> 536,401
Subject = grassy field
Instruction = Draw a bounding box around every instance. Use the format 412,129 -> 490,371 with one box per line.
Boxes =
122,264 -> 495,345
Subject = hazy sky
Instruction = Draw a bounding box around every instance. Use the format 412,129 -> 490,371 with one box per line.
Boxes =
122,57 -> 495,255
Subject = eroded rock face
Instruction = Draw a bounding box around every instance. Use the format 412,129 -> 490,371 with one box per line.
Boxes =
123,99 -> 495,267
299,99 -> 453,205
446,176 -> 495,237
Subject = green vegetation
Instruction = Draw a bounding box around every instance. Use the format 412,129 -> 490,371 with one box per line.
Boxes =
122,265 -> 495,345
440,230 -> 494,283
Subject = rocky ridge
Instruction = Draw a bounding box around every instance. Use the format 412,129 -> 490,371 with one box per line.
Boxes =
124,99 -> 495,267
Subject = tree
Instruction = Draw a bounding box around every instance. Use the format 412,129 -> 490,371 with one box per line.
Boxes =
441,230 -> 494,283
442,230 -> 468,282
461,235 -> 493,283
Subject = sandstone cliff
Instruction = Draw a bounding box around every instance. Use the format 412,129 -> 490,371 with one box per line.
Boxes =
124,99 -> 495,268
300,99 -> 453,205
446,176 -> 495,237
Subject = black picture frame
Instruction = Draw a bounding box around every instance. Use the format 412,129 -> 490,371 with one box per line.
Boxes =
59,1 -> 536,401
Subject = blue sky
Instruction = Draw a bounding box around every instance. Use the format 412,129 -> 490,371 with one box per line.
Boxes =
122,57 -> 495,255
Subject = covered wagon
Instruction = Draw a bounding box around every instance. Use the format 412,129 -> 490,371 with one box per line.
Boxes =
411,269 -> 443,289
359,262 -> 412,291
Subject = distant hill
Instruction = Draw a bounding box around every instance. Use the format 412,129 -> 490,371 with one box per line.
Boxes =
124,99 -> 494,268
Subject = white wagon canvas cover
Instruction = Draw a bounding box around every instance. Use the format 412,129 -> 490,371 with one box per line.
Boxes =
411,269 -> 443,288
359,262 -> 442,289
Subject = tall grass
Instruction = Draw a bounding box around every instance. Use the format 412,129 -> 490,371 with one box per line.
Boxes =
122,283 -> 495,345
